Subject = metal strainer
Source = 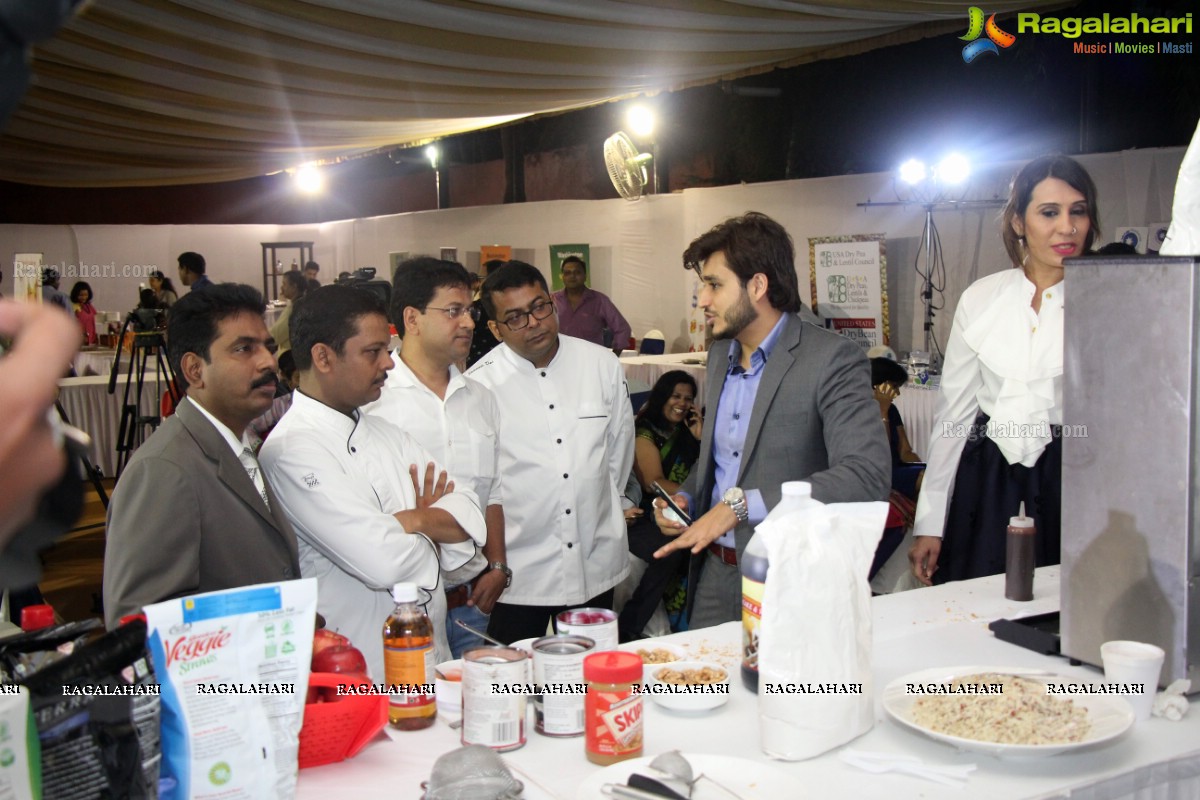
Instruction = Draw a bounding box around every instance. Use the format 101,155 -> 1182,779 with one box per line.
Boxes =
421,744 -> 524,800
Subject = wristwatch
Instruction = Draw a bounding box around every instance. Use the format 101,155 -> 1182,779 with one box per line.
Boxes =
489,561 -> 513,588
722,487 -> 749,524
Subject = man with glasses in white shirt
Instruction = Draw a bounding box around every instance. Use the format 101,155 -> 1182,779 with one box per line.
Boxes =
363,257 -> 508,657
468,261 -> 635,643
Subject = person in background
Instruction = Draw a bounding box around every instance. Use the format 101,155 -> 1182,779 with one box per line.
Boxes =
468,260 -> 635,643
249,350 -> 296,446
619,369 -> 703,641
870,356 -> 924,579
303,260 -> 321,286
269,269 -> 307,355
466,258 -> 506,368
103,284 -> 299,626
70,281 -> 97,345
261,285 -> 484,673
653,212 -> 889,628
149,270 -> 178,309
909,155 -> 1099,586
41,267 -> 71,312
363,256 -> 508,658
177,251 -> 212,292
552,256 -> 632,355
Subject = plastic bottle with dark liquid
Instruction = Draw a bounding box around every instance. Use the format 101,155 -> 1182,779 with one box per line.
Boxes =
383,582 -> 437,729
1005,502 -> 1036,601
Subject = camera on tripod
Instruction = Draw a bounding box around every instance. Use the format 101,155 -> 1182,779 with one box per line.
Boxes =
336,267 -> 391,310
129,306 -> 165,334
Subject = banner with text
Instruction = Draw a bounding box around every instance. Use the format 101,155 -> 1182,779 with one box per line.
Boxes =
808,235 -> 889,352
480,245 -> 512,269
549,244 -> 590,290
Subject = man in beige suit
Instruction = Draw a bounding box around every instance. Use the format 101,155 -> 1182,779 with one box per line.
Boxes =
103,283 -> 300,627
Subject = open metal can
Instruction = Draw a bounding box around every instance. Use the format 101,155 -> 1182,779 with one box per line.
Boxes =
555,607 -> 618,652
532,634 -> 594,737
461,646 -> 527,751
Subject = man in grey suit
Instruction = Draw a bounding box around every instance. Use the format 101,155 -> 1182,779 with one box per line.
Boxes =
103,284 -> 300,627
655,212 -> 890,628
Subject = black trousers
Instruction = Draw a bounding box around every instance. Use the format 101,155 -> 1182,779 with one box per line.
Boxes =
618,515 -> 688,640
487,588 -> 616,645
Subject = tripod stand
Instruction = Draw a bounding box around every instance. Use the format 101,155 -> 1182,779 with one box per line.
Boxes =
108,311 -> 178,479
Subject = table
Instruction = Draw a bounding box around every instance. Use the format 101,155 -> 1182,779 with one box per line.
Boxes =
620,353 -> 708,403
296,568 -> 1199,799
58,371 -> 167,477
892,383 -> 939,459
71,347 -> 117,377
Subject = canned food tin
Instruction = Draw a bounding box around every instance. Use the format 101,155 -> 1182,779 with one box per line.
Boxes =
532,634 -> 594,737
462,646 -> 527,751
556,607 -> 618,653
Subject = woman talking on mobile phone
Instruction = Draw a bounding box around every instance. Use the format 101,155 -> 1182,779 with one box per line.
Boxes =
909,155 -> 1099,586
620,370 -> 703,640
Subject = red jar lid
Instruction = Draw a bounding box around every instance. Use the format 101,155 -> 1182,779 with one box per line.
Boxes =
20,604 -> 54,631
584,651 -> 641,683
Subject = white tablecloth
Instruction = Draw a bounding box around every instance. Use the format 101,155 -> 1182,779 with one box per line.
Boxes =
296,567 -> 1199,799
893,384 -> 939,460
71,348 -> 117,378
58,371 -> 168,477
620,353 -> 708,403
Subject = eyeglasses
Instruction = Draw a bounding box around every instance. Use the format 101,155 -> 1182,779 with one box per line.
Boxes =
424,305 -> 481,322
499,300 -> 555,331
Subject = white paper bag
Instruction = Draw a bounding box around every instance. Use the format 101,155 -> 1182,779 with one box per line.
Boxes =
757,502 -> 888,760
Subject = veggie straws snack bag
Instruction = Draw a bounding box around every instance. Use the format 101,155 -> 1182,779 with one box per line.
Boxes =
144,579 -> 316,800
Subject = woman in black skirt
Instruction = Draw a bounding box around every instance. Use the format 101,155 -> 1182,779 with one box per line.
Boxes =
908,155 -> 1099,585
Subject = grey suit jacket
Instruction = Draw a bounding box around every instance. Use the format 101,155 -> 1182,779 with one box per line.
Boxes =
102,397 -> 301,626
683,312 -> 890,562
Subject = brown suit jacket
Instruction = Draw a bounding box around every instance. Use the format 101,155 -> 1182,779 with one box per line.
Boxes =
102,397 -> 300,626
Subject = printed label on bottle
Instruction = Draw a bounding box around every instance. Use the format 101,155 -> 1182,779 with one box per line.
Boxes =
587,691 -> 642,756
385,644 -> 435,706
741,576 -> 764,673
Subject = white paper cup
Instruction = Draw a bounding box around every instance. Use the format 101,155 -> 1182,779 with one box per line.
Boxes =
1100,640 -> 1164,723
434,659 -> 463,726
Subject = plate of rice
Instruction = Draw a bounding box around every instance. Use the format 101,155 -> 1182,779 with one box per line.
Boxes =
883,667 -> 1135,758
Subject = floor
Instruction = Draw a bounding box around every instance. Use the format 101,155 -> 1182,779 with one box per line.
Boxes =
35,478 -> 110,624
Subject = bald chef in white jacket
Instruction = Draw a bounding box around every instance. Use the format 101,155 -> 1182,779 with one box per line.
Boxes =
261,286 -> 484,676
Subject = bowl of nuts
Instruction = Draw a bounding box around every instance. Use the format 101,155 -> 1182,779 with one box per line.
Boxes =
647,661 -> 731,712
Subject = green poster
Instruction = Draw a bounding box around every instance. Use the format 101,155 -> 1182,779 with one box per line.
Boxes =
549,244 -> 590,290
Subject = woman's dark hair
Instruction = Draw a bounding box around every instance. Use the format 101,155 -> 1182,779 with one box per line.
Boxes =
167,283 -> 265,389
1001,155 -> 1100,267
638,370 -> 698,429
870,357 -> 908,388
683,211 -> 801,313
281,269 -> 308,298
70,281 -> 93,304
289,284 -> 388,371
390,256 -> 471,335
150,270 -> 178,294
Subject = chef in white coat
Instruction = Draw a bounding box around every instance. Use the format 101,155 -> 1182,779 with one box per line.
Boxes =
261,285 -> 484,676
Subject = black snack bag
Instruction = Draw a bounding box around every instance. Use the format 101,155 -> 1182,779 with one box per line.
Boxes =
0,619 -> 102,681
17,619 -> 160,799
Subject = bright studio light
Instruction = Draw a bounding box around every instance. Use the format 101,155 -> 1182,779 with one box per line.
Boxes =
898,158 -> 927,185
425,145 -> 440,168
294,165 -> 324,195
936,153 -> 971,185
627,105 -> 656,139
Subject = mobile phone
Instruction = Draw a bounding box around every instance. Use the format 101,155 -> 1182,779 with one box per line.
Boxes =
651,481 -> 692,526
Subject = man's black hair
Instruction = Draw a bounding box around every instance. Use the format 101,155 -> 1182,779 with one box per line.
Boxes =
167,283 -> 265,389
480,260 -> 548,320
870,357 -> 908,387
390,256 -> 472,338
481,258 -> 507,276
290,284 -> 388,371
683,211 -> 801,313
178,251 -> 206,275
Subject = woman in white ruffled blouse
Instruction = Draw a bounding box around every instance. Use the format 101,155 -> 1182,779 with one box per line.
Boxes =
908,155 -> 1099,585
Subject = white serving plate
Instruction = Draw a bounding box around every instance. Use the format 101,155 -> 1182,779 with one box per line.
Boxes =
883,665 -> 1134,759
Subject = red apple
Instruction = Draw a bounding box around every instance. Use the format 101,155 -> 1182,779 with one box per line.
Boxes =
312,628 -> 350,660
311,644 -> 369,678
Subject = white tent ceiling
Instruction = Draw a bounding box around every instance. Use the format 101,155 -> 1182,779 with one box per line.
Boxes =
1,0 -> 1058,187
